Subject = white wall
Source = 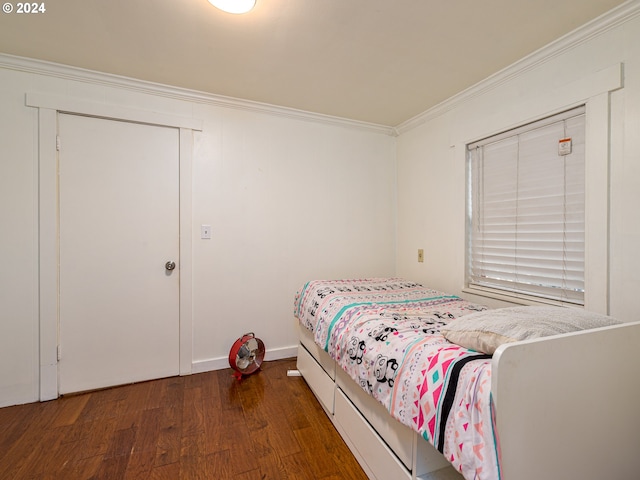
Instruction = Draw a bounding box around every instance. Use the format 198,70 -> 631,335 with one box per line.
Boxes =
190,105 -> 397,372
0,58 -> 397,406
396,4 -> 640,320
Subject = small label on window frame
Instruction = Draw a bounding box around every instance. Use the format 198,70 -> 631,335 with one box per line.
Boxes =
558,137 -> 572,156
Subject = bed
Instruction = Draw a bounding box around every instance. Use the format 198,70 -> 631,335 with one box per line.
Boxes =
293,278 -> 640,480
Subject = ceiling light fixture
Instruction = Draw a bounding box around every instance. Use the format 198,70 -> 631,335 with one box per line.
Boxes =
207,0 -> 256,14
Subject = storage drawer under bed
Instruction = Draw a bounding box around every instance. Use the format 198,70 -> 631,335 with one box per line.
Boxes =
297,342 -> 335,414
334,387 -> 411,480
298,324 -> 336,379
336,366 -> 414,469
335,368 -> 450,478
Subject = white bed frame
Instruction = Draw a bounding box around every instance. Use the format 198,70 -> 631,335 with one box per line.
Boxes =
296,320 -> 640,480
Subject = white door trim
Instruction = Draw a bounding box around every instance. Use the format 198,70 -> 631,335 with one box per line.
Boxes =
29,94 -> 201,400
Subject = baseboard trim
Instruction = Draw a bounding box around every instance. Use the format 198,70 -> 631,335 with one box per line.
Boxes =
191,345 -> 298,374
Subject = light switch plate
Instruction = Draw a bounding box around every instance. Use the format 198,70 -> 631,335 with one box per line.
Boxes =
201,224 -> 212,239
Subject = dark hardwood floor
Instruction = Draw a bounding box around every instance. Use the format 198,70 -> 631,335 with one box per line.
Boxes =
0,358 -> 368,479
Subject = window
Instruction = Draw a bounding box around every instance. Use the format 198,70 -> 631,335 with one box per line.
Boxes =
466,106 -> 586,305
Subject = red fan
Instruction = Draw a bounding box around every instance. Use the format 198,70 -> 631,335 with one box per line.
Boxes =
228,332 -> 265,380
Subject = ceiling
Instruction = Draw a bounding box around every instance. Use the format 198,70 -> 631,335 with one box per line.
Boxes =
0,0 -> 627,126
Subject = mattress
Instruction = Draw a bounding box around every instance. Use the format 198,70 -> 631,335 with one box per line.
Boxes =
294,278 -> 500,480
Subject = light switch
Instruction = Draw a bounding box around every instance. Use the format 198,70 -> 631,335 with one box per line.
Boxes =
201,225 -> 212,239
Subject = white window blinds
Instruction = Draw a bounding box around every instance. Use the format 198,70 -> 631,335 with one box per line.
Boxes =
467,106 -> 585,305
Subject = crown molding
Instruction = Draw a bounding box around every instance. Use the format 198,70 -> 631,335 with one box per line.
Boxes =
394,0 -> 640,135
0,53 -> 396,136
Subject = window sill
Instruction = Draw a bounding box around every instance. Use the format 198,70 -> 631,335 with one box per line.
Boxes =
462,285 -> 584,309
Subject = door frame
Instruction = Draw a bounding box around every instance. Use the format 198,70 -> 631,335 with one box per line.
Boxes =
28,93 -> 202,401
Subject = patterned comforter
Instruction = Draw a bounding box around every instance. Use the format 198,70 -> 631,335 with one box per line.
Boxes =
294,278 -> 501,480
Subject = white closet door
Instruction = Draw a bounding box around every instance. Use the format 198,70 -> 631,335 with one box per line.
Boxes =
58,113 -> 180,394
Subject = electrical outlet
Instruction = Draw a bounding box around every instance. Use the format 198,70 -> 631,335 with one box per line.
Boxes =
418,249 -> 424,263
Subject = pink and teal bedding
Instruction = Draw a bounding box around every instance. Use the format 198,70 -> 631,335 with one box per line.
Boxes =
294,278 -> 501,480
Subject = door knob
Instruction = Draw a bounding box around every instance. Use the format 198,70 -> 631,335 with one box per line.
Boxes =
165,261 -> 176,271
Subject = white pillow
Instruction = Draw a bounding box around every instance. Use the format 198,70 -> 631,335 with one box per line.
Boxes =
440,306 -> 621,354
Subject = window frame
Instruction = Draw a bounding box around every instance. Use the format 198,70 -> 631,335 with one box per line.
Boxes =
461,92 -> 614,315
465,106 -> 586,307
